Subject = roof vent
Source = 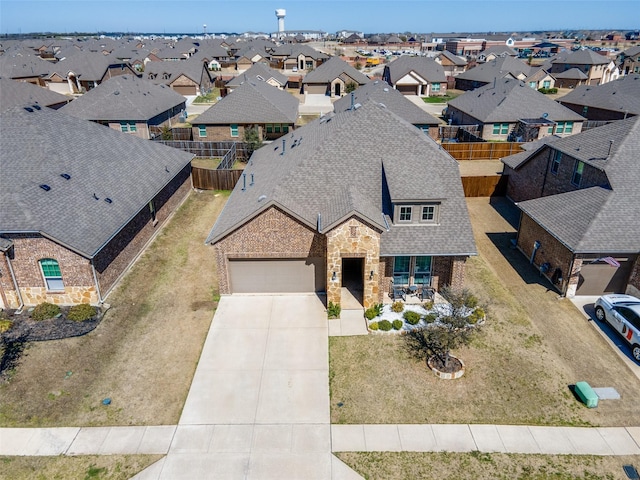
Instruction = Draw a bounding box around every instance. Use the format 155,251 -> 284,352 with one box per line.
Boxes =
258,194 -> 267,202
39,184 -> 51,191
383,87 -> 389,92
105,197 -> 113,204
24,107 -> 34,112
60,173 -> 71,180
354,103 -> 362,109
93,193 -> 99,200
33,104 -> 41,110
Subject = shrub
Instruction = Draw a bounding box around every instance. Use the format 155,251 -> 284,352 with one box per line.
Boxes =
378,320 -> 392,331
422,300 -> 434,311
365,306 -> 380,320
31,302 -> 61,321
391,301 -> 404,313
327,301 -> 341,319
67,303 -> 97,322
424,313 -> 437,324
468,307 -> 486,324
369,321 -> 379,331
373,303 -> 383,316
538,87 -> 558,94
0,319 -> 13,333
403,310 -> 421,325
392,319 -> 403,330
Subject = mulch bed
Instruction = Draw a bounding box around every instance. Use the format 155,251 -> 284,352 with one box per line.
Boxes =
1,307 -> 103,343
428,354 -> 463,374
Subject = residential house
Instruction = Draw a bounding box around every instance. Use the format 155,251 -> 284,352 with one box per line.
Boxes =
270,44 -> 329,72
501,117 -> 640,297
382,56 -> 447,97
454,56 -> 532,91
0,104 -> 194,309
556,74 -> 640,121
193,78 -> 299,142
619,45 -> 640,75
205,102 -> 476,308
446,77 -> 585,141
435,51 -> 468,77
225,63 -> 289,92
302,56 -> 370,99
144,58 -> 214,96
524,66 -> 556,91
0,51 -> 52,86
478,46 -> 518,62
60,75 -> 186,139
0,77 -> 70,111
548,49 -> 617,87
332,80 -> 441,140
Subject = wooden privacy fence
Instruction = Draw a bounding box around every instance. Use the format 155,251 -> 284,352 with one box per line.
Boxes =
461,175 -> 508,197
157,140 -> 249,161
192,167 -> 243,190
442,142 -> 523,161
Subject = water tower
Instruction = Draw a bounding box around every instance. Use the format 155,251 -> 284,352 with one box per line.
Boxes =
275,9 -> 286,33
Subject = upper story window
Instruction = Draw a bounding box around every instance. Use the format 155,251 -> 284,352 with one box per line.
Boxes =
555,121 -> 573,134
399,206 -> 412,222
550,150 -> 562,175
39,258 -> 64,291
572,160 -> 584,187
230,124 -> 239,137
418,125 -> 430,134
120,121 -> 137,133
421,205 -> 436,222
492,123 -> 509,135
198,125 -> 207,137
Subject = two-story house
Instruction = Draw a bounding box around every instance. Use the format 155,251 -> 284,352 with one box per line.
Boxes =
548,49 -> 617,88
205,102 -> 476,309
620,45 -> 640,75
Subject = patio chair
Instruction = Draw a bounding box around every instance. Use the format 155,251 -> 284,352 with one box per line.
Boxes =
390,277 -> 406,301
418,276 -> 435,301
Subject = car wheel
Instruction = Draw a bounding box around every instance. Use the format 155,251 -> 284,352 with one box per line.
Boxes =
633,345 -> 640,362
595,306 -> 606,321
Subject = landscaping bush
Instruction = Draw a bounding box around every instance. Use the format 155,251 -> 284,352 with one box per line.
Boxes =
378,320 -> 393,331
424,313 -> 437,324
391,301 -> 404,313
365,306 -> 380,320
327,301 -> 341,319
422,300 -> 434,310
67,303 -> 97,322
392,319 -> 403,330
403,310 -> 421,325
31,302 -> 61,321
538,87 -> 558,94
468,307 -> 486,324
0,319 -> 13,334
369,321 -> 379,331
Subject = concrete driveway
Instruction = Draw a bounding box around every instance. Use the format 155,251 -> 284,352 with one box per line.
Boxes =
136,294 -> 360,480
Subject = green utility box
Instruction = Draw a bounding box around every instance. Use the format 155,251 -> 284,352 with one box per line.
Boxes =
575,381 -> 598,408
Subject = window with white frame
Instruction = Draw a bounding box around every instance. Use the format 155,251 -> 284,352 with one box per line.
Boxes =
230,124 -> 239,137
421,205 -> 436,222
399,206 -> 412,222
39,258 -> 64,291
492,123 -> 509,135
198,125 -> 206,137
120,121 -> 137,133
543,80 -> 551,89
432,83 -> 441,92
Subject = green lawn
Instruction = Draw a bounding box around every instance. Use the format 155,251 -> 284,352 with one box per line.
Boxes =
423,93 -> 458,103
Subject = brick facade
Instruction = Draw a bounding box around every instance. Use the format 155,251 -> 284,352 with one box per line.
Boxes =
628,257 -> 640,297
194,125 -> 247,142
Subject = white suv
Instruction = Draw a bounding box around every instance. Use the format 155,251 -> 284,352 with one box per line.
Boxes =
594,294 -> 640,362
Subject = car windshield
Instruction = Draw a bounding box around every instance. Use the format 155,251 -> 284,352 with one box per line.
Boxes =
617,306 -> 640,330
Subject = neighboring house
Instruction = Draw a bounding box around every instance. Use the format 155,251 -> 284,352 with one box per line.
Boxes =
193,78 -> 299,142
447,77 -> 585,141
548,49 -> 616,87
0,77 -> 70,111
524,66 -> 556,90
454,56 -> 531,91
205,102 -> 476,309
225,63 -> 288,92
556,74 -> 640,121
302,56 -> 370,98
270,44 -> 329,72
478,46 -> 518,62
435,51 -> 468,77
619,45 -> 640,75
233,45 -> 270,72
60,75 -> 186,139
332,80 -> 441,140
0,52 -> 52,86
144,58 -> 214,96
0,104 -> 194,309
501,117 -> 640,297
382,56 -> 447,97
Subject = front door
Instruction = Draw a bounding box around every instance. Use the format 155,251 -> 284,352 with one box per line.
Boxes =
334,82 -> 341,97
342,257 -> 363,307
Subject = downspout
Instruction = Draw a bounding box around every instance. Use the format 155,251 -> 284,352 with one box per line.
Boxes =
90,259 -> 104,304
5,254 -> 24,312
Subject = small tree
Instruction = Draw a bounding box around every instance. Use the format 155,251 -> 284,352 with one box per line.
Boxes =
405,287 -> 484,371
345,82 -> 358,93
243,125 -> 263,157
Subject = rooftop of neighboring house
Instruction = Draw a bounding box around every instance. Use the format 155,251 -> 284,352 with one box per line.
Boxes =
0,104 -> 194,258
448,77 -> 585,123
552,67 -> 589,80
384,55 -> 447,83
60,74 -> 186,121
206,101 -> 476,257
194,78 -> 299,124
557,74 -> 640,116
332,80 -> 441,126
270,44 -> 329,60
143,57 -> 209,85
551,48 -> 611,66
454,56 -> 532,83
438,50 -> 468,66
225,63 -> 288,88
0,77 -> 71,112
302,56 -> 370,84
49,52 -> 136,81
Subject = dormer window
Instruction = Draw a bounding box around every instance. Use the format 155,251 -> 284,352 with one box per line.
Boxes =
422,205 -> 435,222
399,206 -> 412,222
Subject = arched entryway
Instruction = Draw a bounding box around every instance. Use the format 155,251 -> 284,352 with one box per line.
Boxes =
341,257 -> 363,308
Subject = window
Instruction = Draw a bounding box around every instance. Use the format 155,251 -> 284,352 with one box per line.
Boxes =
230,124 -> 239,137
393,256 -> 410,286
198,125 -> 206,137
432,83 -> 441,92
399,206 -> 412,222
529,81 -> 536,89
39,258 -> 64,291
266,124 -> 273,134
149,200 -> 156,223
419,125 -> 429,134
564,121 -> 573,134
551,150 -> 562,174
556,122 -> 564,134
582,106 -> 588,117
543,80 -> 551,89
120,121 -> 136,133
414,256 -> 432,284
492,123 -> 509,135
421,205 -> 435,222
572,161 -> 584,186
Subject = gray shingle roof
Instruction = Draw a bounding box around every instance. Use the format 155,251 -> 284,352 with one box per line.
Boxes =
438,50 -> 467,66
302,56 -> 370,85
557,74 -> 640,116
384,56 -> 447,84
332,80 -> 440,126
552,67 -> 588,80
501,136 -> 558,169
551,49 -> 610,66
516,116 -> 640,253
60,75 -> 186,121
0,77 -> 70,112
455,57 -> 531,83
206,102 -> 476,257
448,77 -> 585,123
195,79 -> 299,124
143,58 -> 208,85
0,105 -> 194,258
225,63 -> 288,88
50,53 -> 133,82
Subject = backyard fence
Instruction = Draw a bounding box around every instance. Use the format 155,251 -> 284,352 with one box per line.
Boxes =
442,142 -> 524,161
461,175 -> 508,197
156,141 -> 249,161
192,167 -> 244,190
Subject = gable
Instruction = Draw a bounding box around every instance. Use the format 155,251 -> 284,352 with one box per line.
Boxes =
397,72 -> 428,85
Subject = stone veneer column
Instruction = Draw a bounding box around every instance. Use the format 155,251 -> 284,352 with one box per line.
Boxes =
326,217 -> 381,309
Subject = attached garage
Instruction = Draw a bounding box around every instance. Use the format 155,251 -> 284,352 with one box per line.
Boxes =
228,258 -> 325,293
575,256 -> 635,295
172,84 -> 197,96
396,85 -> 419,95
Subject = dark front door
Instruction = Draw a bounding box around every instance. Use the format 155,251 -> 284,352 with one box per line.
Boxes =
342,257 -> 364,307
334,82 -> 341,97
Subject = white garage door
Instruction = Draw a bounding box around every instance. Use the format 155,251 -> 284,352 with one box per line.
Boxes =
228,258 -> 325,293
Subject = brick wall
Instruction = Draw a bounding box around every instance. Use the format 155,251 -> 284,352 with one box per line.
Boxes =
212,206 -> 326,295
517,213 -> 574,294
193,125 -> 246,142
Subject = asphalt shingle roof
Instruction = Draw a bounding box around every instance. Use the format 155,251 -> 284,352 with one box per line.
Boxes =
0,77 -> 70,111
302,56 -> 370,85
455,56 -> 531,83
60,75 -> 186,121
384,56 -> 447,84
206,102 -> 476,257
0,105 -> 194,258
557,74 -> 640,116
225,63 -> 288,88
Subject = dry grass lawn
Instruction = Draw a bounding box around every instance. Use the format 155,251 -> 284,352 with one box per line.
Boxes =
0,190 -> 229,427
0,454 -> 162,480
329,198 -> 640,427
337,452 -> 640,480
